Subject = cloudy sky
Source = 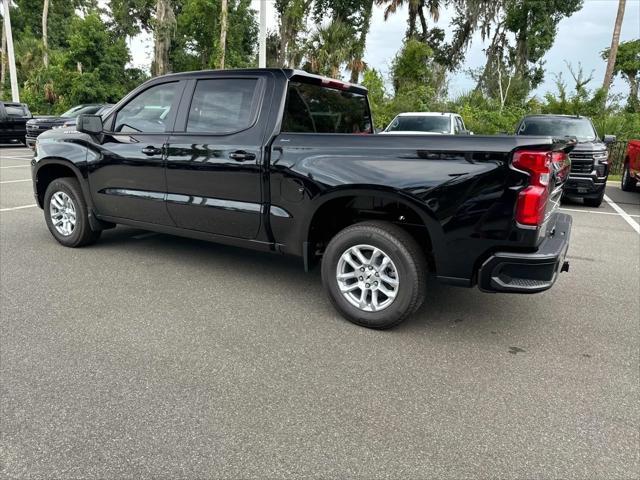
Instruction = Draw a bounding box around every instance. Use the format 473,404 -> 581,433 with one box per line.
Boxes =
129,0 -> 640,98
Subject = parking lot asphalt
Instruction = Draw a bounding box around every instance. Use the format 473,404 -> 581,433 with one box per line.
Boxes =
1,144 -> 639,479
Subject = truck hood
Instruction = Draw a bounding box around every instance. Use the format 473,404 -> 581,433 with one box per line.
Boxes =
35,126 -> 83,142
570,141 -> 607,153
27,116 -> 68,126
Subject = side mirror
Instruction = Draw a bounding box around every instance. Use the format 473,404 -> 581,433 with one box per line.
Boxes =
77,114 -> 103,135
603,134 -> 616,144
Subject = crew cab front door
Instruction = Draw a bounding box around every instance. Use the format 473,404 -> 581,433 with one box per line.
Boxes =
164,76 -> 268,239
88,81 -> 184,225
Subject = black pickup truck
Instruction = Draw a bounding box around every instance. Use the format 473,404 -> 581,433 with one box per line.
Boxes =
0,101 -> 32,144
31,69 -> 573,328
516,114 -> 615,207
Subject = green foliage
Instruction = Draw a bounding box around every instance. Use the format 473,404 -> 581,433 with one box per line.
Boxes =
107,0 -> 155,37
601,39 -> 640,112
390,38 -> 434,93
303,20 -> 358,79
4,9 -> 146,113
170,0 -> 258,71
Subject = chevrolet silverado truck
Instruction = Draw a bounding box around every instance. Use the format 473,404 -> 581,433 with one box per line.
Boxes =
516,114 -> 615,207
31,69 -> 573,329
26,104 -> 110,149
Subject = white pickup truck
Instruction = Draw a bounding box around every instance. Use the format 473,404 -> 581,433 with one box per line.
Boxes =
381,112 -> 472,135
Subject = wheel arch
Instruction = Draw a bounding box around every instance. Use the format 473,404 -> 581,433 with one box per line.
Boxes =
302,187 -> 444,272
34,158 -> 92,210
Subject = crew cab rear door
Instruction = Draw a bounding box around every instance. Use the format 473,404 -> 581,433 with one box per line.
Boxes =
164,73 -> 271,239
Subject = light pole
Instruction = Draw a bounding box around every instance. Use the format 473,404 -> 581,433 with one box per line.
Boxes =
258,0 -> 266,68
2,0 -> 19,101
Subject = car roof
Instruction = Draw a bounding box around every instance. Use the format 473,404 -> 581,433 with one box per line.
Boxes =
522,114 -> 591,120
395,112 -> 458,117
149,68 -> 369,95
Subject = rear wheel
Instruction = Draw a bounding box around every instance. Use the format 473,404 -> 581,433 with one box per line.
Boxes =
321,221 -> 427,329
44,177 -> 101,247
621,163 -> 637,191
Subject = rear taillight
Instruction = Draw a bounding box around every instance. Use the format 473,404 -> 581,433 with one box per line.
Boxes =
552,151 -> 570,183
513,150 -> 552,227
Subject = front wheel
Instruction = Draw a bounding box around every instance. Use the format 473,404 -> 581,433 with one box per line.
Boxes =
44,177 -> 101,247
321,221 -> 427,329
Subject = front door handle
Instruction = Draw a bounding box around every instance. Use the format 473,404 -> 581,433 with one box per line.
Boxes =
229,151 -> 256,161
142,146 -> 162,156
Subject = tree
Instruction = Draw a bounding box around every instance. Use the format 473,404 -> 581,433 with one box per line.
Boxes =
1,22 -> 6,92
468,0 -> 582,101
602,39 -> 640,111
361,67 -> 390,128
108,0 -> 155,38
152,0 -> 175,76
375,0 -> 442,42
312,0 -> 374,82
42,0 -> 49,68
304,20 -> 357,78
274,0 -> 313,67
602,0 -> 626,92
216,0 -> 228,68
390,38 -> 434,93
170,0 -> 257,71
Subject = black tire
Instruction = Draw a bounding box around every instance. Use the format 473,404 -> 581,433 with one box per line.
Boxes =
321,221 -> 427,329
44,177 -> 101,247
621,163 -> 637,192
583,193 -> 604,208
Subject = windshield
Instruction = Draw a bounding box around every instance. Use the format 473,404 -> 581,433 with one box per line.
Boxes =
61,105 -> 101,118
517,117 -> 597,141
386,115 -> 451,133
5,104 -> 30,117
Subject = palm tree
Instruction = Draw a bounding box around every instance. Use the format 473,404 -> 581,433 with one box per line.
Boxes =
374,0 -> 441,41
305,20 -> 357,79
602,0 -> 626,92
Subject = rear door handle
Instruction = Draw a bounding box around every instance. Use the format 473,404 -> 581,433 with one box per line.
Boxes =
229,151 -> 256,161
142,146 -> 162,156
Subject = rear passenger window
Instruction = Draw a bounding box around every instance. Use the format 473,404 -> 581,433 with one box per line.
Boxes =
282,82 -> 372,134
186,79 -> 259,134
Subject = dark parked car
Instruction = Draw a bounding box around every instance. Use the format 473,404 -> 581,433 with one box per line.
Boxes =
0,101 -> 32,144
516,114 -> 615,207
25,104 -> 110,148
32,69 -> 574,328
60,104 -> 114,129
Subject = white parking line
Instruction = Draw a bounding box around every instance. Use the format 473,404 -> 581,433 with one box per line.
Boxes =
0,179 -> 31,184
559,207 -> 640,218
0,165 -> 30,169
604,194 -> 640,234
0,204 -> 37,212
